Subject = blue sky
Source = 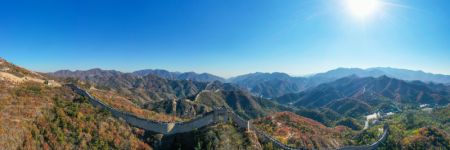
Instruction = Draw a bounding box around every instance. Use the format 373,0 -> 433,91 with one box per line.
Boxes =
0,0 -> 449,77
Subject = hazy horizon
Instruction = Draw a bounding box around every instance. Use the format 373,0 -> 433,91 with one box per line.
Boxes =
47,66 -> 450,78
1,0 -> 449,77
3,56 -> 449,78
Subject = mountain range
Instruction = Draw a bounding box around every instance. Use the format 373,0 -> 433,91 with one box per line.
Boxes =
228,72 -> 307,98
277,75 -> 449,115
51,69 -> 226,83
51,68 -> 287,120
50,67 -> 450,99
132,69 -> 226,82
2,57 -> 450,149
309,67 -> 450,85
47,67 -> 450,122
0,58 -> 271,149
230,67 -> 450,98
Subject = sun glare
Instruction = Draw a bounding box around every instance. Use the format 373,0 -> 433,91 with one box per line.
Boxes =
345,0 -> 381,19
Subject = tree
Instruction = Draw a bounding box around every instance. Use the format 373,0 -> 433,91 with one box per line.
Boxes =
404,112 -> 416,129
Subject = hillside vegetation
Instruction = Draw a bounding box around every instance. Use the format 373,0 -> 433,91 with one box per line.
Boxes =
51,69 -> 209,103
0,59 -> 152,149
29,93 -> 151,149
253,112 -> 355,149
276,76 -> 450,123
360,106 -> 450,150
162,123 -> 261,150
89,88 -> 183,122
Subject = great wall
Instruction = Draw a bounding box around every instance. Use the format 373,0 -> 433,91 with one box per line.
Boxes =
67,84 -> 389,150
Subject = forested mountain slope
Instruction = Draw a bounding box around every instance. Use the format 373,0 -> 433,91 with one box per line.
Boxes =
276,76 -> 450,117
0,58 -> 152,149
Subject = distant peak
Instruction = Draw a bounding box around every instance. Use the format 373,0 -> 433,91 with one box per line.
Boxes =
379,74 -> 389,78
87,68 -> 103,71
271,72 -> 290,75
184,71 -> 196,74
247,72 -> 290,76
377,75 -> 393,80
333,67 -> 362,70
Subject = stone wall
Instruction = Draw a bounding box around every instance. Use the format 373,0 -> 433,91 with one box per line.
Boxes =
228,111 -> 249,129
67,84 -> 389,150
68,84 -> 230,135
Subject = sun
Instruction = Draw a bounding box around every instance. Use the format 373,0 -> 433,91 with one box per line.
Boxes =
345,0 -> 381,19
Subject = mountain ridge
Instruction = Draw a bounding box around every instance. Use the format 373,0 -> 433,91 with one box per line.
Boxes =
132,69 -> 226,82
275,75 -> 450,119
310,67 -> 450,84
49,67 -> 450,99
